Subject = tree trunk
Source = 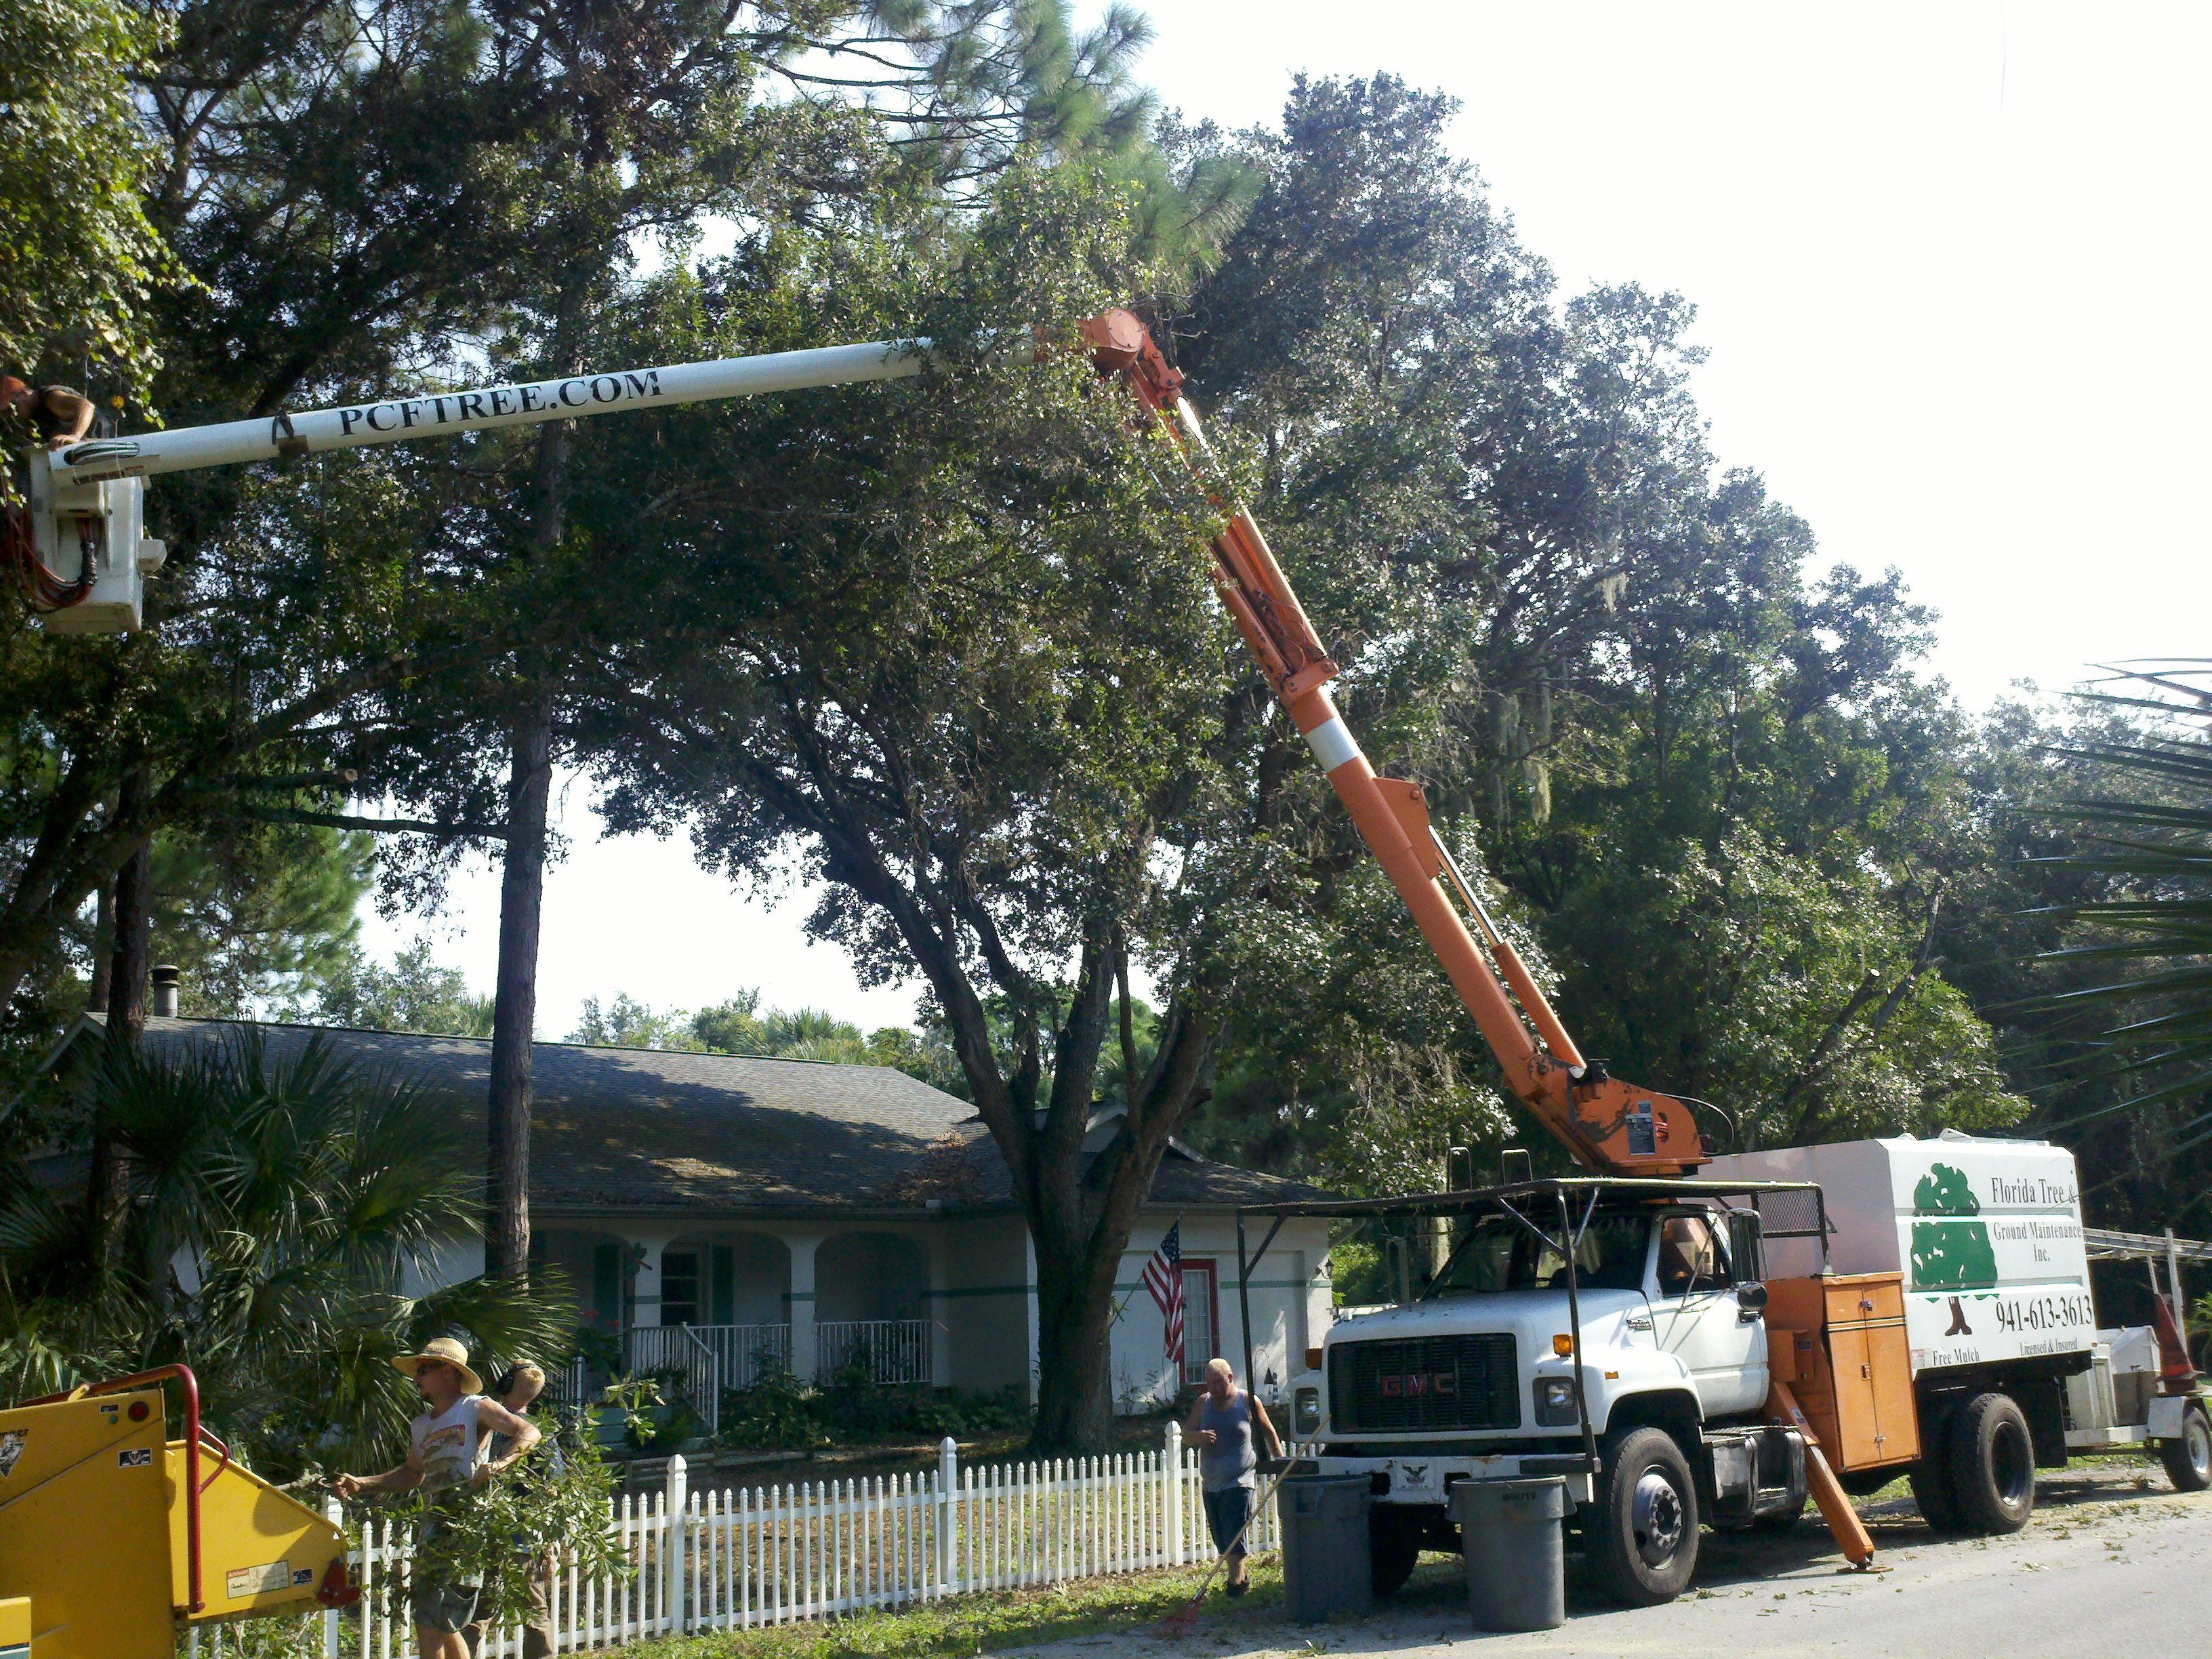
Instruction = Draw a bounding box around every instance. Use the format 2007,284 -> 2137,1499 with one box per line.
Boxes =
485,703 -> 552,1281
87,796 -> 152,1273
1019,983 -> 1222,1454
483,378 -> 575,1284
106,840 -> 151,1040
0,750 -> 111,1015
1031,1242 -> 1122,1448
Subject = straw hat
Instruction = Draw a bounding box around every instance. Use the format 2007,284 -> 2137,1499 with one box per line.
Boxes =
390,1336 -> 482,1395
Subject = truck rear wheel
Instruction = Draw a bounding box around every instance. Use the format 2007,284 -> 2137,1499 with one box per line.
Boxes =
2158,1400 -> 2212,1493
1369,1507 -> 1422,1596
1946,1392 -> 2034,1534
1587,1427 -> 1700,1607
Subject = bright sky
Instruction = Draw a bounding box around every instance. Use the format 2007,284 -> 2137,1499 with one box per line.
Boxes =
361,2 -> 2212,1036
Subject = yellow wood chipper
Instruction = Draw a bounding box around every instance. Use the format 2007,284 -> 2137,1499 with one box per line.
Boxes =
0,1365 -> 356,1657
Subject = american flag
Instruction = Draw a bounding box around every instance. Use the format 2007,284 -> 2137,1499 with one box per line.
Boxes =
1143,1222 -> 1185,1369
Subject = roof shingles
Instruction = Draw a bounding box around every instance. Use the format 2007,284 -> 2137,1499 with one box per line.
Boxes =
117,1018 -> 1326,1215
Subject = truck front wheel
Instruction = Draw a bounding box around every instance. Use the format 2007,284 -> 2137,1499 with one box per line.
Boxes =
1947,1392 -> 2035,1534
1587,1427 -> 1700,1606
2158,1399 -> 2212,1493
1369,1507 -> 1422,1596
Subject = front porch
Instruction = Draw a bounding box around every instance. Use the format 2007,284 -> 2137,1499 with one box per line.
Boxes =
538,1218 -> 960,1429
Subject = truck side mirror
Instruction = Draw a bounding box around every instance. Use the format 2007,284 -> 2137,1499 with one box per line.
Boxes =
1736,1281 -> 1768,1313
1728,1210 -> 1766,1288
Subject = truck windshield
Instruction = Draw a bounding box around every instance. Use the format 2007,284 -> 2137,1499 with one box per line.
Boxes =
1422,1211 -> 1651,1296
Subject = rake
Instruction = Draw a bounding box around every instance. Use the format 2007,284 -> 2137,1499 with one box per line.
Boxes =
1156,1463 -> 1296,1638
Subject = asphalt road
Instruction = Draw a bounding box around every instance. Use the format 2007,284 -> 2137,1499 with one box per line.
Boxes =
1039,1469 -> 2210,1659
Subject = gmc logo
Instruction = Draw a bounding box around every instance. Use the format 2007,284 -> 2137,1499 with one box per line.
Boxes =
1377,1372 -> 1458,1398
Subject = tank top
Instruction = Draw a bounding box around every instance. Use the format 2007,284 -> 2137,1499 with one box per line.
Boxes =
27,386 -> 96,443
411,1395 -> 486,1494
1198,1389 -> 1256,1492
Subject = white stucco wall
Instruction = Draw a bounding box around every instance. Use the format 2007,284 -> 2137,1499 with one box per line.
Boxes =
170,1235 -> 487,1301
1107,1215 -> 1333,1412
935,1213 -> 1034,1395
403,1235 -> 487,1298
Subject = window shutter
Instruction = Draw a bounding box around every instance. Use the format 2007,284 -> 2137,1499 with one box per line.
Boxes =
712,1244 -> 735,1324
592,1242 -> 621,1330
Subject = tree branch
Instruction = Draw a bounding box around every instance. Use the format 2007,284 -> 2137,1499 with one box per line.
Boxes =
235,806 -> 509,838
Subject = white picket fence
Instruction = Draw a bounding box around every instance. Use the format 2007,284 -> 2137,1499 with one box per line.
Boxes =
321,1423 -> 1300,1657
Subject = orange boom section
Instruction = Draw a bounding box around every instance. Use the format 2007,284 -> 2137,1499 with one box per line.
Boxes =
1078,310 -> 1706,1176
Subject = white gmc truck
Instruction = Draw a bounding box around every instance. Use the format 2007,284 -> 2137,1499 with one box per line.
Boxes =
1256,1134 -> 2211,1607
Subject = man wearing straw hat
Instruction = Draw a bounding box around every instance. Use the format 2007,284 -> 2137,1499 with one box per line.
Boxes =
333,1337 -> 541,1659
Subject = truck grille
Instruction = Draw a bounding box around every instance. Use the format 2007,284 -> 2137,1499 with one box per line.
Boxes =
1330,1333 -> 1520,1432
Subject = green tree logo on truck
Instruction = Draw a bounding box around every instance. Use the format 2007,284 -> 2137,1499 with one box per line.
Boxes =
1910,1163 -> 1999,1291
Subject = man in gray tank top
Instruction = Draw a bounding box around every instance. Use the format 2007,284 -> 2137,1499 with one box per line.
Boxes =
1187,1357 -> 1283,1596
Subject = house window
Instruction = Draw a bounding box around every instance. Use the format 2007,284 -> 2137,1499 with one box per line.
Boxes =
661,1249 -> 701,1326
1181,1261 -> 1217,1387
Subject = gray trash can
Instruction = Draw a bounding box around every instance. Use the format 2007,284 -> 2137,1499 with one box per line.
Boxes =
1450,1477 -> 1567,1631
1276,1474 -> 1374,1622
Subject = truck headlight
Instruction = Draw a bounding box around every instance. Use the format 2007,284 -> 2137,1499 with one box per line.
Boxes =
1294,1387 -> 1322,1437
1534,1376 -> 1580,1427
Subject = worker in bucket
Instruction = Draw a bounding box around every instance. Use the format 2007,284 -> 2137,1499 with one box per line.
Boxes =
1188,1357 -> 1283,1597
0,377 -> 96,450
332,1336 -> 541,1659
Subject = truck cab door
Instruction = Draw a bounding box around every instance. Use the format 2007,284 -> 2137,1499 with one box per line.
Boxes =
1650,1211 -> 1769,1418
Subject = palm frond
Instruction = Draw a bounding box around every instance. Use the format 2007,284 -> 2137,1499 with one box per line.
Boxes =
2028,661 -> 2212,1118
0,1029 -> 573,1481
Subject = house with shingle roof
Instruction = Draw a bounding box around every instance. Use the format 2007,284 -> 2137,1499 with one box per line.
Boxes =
45,1016 -> 1335,1418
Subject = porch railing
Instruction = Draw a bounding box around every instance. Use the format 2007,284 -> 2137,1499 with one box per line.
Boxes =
623,1323 -> 795,1433
609,1320 -> 926,1427
552,1355 -> 591,1408
624,1323 -> 792,1387
816,1318 -> 931,1384
625,1325 -> 722,1433
701,1322 -> 794,1389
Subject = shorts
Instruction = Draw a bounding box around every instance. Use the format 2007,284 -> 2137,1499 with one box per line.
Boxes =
412,1509 -> 483,1635
1203,1485 -> 1253,1558
411,1570 -> 481,1635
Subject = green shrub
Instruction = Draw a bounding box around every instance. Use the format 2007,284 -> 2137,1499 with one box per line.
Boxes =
714,1359 -> 1031,1451
575,1326 -> 623,1376
820,1348 -> 907,1437
903,1386 -> 1029,1439
718,1359 -> 830,1450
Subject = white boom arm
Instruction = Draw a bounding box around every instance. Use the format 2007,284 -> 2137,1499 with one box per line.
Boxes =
21,334 -> 983,632
45,337 -> 941,487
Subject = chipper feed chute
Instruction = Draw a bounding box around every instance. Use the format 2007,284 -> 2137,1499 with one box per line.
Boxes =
0,1366 -> 353,1658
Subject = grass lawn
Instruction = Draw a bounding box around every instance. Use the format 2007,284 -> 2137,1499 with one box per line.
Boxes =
605,1553 -> 1458,1659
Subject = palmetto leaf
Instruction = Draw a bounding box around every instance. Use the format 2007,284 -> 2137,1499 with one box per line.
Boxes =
2029,663 -> 2212,1109
0,1028 -> 574,1479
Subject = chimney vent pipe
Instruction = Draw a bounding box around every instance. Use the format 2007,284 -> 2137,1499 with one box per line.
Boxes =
150,964 -> 180,1018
